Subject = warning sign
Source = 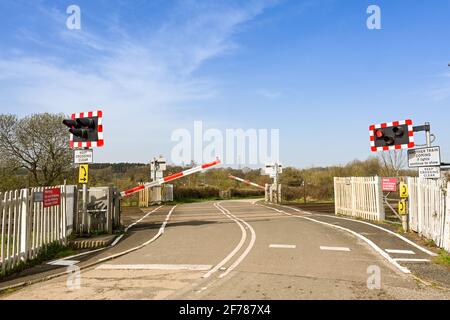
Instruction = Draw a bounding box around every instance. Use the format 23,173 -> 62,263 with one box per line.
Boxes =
398,200 -> 407,215
79,164 -> 89,184
419,167 -> 441,179
43,188 -> 61,208
400,182 -> 409,198
74,149 -> 93,164
382,178 -> 397,192
408,146 -> 441,168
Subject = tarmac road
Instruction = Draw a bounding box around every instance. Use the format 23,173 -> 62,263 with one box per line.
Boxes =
1,200 -> 450,300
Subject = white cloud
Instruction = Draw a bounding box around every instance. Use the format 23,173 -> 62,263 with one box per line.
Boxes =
255,89 -> 283,99
0,0 -> 277,162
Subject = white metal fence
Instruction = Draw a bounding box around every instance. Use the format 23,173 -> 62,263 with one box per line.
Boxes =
334,177 -> 384,221
408,178 -> 450,251
0,186 -> 70,273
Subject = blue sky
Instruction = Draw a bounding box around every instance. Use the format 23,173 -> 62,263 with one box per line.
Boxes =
0,0 -> 449,167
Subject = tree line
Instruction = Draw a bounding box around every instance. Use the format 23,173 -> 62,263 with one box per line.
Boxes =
0,113 -> 443,202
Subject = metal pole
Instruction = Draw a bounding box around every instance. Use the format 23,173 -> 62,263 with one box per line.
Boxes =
274,163 -> 279,204
82,180 -> 88,234
425,122 -> 431,147
303,180 -> 307,204
81,147 -> 89,235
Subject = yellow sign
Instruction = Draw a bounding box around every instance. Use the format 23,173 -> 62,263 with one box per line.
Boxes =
79,164 -> 89,184
400,182 -> 409,198
398,200 -> 407,215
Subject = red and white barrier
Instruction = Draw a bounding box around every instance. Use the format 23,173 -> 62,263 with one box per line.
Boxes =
120,158 -> 221,197
228,175 -> 265,190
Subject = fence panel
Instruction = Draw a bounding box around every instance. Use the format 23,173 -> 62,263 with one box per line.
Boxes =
334,177 -> 384,221
0,186 -> 70,273
408,177 -> 449,251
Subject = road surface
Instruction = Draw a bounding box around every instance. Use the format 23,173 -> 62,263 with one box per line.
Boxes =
1,200 -> 449,300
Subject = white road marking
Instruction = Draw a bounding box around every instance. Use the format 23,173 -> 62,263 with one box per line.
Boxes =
393,258 -> 431,263
280,205 -> 312,215
269,244 -> 297,249
385,249 -> 416,255
202,204 -> 248,279
259,204 -> 411,274
216,202 -> 257,279
320,246 -> 351,252
269,203 -> 437,257
312,213 -> 437,257
47,206 -> 164,265
124,205 -> 164,232
48,260 -> 79,266
96,264 -> 212,271
96,205 -> 177,263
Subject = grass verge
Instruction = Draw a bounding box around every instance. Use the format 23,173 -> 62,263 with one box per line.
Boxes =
0,242 -> 76,280
434,249 -> 450,268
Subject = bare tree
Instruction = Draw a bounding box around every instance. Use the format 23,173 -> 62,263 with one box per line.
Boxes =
0,113 -> 72,186
378,150 -> 407,177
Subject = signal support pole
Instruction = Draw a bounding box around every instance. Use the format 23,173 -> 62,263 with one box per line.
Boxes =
82,177 -> 88,234
81,148 -> 89,234
413,122 -> 432,147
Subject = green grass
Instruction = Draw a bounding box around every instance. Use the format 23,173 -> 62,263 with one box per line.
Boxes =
424,239 -> 437,248
0,242 -> 76,279
434,250 -> 450,267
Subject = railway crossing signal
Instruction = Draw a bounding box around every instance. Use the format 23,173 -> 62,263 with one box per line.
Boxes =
369,120 -> 414,152
63,110 -> 104,148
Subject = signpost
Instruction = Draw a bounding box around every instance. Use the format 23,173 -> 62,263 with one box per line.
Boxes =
43,188 -> 61,208
419,166 -> 441,179
263,162 -> 283,203
408,146 -> 441,168
63,110 -> 104,235
382,178 -> 397,192
74,149 -> 94,164
79,164 -> 89,184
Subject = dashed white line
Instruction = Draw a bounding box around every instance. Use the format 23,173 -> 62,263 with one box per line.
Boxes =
268,202 -> 437,257
393,258 -> 431,263
320,246 -> 351,252
259,204 -> 411,274
96,264 -> 212,271
48,260 -> 79,266
269,244 -> 297,249
385,249 -> 416,255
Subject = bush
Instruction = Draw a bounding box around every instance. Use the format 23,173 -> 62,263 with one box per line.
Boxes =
173,186 -> 220,200
230,188 -> 264,198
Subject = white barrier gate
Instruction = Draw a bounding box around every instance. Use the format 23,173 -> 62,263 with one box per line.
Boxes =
334,177 -> 385,221
408,178 -> 450,251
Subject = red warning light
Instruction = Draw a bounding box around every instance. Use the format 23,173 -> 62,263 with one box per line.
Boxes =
375,130 -> 384,138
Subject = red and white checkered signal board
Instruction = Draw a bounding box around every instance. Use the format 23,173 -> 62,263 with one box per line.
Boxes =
69,110 -> 104,149
369,119 -> 414,152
